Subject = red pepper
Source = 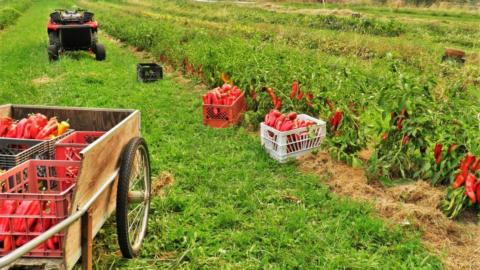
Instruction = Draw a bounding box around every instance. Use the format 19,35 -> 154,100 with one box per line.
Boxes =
202,94 -> 209,105
0,200 -> 17,241
448,144 -> 458,154
473,159 -> 480,172
290,81 -> 298,100
0,117 -> 12,136
3,234 -> 12,251
23,122 -> 32,139
5,124 -> 16,138
267,87 -> 277,106
265,111 -> 278,127
465,173 -> 477,203
274,115 -> 286,131
231,87 -> 241,97
330,110 -> 343,131
13,200 -> 41,233
287,112 -> 297,121
297,91 -> 303,101
251,89 -> 257,101
461,153 -> 476,177
396,117 -> 404,130
16,118 -> 29,138
402,135 -> 409,145
46,203 -> 58,250
280,120 -> 294,131
30,113 -> 48,128
434,144 -> 442,164
271,110 -> 281,118
382,132 -> 388,141
306,92 -> 313,101
36,118 -> 59,140
452,173 -> 465,189
274,98 -> 282,110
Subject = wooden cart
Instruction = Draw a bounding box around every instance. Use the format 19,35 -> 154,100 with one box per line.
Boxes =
0,105 -> 152,270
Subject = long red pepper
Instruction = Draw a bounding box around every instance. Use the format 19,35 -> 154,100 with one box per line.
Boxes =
434,144 -> 442,164
290,81 -> 298,100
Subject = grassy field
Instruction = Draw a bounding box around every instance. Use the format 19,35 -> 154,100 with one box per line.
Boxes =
0,0 -> 444,269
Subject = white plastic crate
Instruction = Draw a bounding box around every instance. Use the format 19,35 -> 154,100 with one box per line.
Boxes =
260,114 -> 326,163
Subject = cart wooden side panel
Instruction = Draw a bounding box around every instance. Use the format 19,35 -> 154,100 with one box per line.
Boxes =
64,111 -> 141,270
0,105 -> 11,117
0,105 -> 141,269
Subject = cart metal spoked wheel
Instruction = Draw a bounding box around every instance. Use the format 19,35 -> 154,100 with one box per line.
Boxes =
116,137 -> 151,258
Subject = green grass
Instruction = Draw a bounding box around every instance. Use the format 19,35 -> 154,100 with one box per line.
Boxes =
0,0 -> 32,30
0,1 -> 442,269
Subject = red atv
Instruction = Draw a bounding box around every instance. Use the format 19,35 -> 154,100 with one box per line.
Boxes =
47,9 -> 106,61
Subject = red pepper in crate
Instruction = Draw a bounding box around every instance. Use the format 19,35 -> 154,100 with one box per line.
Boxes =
36,118 -> 59,139
13,200 -> 41,233
46,203 -> 58,250
15,118 -> 28,138
0,117 -> 12,137
5,124 -> 17,138
0,200 -> 17,241
3,234 -> 12,251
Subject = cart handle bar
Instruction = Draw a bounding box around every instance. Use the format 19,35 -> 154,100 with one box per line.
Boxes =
0,169 -> 119,268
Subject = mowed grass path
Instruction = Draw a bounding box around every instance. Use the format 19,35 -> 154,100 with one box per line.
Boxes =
0,1 -> 441,269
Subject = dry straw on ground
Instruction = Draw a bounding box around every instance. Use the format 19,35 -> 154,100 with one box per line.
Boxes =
298,152 -> 480,270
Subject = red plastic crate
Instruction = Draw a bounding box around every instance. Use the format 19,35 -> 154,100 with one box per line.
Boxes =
55,131 -> 106,161
0,160 -> 80,258
202,92 -> 247,128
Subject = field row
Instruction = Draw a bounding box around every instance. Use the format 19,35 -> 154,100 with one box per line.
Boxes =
80,0 -> 480,218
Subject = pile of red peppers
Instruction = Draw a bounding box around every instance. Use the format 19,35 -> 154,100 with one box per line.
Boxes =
0,200 -> 59,251
264,110 -> 314,132
0,114 -> 69,140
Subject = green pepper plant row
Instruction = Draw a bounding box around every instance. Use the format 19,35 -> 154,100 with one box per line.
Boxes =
83,0 -> 480,218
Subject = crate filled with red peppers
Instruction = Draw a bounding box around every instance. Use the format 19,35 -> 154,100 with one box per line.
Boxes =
0,160 -> 80,257
202,83 -> 247,128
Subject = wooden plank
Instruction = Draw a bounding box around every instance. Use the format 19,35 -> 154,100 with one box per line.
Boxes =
0,258 -> 64,270
64,111 -> 141,270
11,105 -> 134,131
0,105 -> 11,117
81,209 -> 93,270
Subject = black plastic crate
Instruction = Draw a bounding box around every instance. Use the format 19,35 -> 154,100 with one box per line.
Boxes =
0,138 -> 50,170
137,63 -> 163,82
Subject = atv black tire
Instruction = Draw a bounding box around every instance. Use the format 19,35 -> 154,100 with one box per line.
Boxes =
94,43 -> 106,61
48,45 -> 59,62
48,32 -> 60,47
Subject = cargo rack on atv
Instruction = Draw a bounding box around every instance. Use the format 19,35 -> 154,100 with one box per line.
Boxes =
49,9 -> 94,24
